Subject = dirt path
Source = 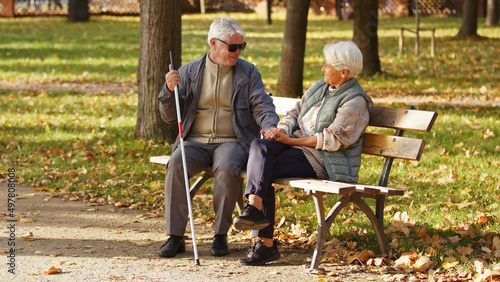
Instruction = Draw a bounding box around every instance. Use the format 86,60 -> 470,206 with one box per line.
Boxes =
1,184 -> 389,282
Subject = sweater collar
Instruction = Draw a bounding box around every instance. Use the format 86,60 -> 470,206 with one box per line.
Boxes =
205,52 -> 233,76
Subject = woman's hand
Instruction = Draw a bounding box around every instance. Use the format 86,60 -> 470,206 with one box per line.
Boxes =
274,130 -> 291,144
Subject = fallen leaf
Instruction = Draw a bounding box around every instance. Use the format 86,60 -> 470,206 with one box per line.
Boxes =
483,128 -> 495,139
19,217 -> 36,223
290,223 -> 307,237
42,266 -> 62,275
476,213 -> 491,225
21,232 -> 36,241
276,215 -> 286,228
286,192 -> 297,200
441,257 -> 459,269
347,249 -> 374,263
129,239 -> 152,246
413,256 -> 435,272
394,253 -> 412,268
473,259 -> 484,274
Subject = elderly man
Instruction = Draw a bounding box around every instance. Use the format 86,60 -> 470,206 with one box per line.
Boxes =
157,18 -> 279,258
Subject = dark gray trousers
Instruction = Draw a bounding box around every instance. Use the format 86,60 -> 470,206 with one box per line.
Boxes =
164,141 -> 248,236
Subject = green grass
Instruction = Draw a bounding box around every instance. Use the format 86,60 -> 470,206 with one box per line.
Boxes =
1,12 -> 499,272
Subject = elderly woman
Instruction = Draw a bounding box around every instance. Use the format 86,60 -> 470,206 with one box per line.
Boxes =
233,41 -> 373,266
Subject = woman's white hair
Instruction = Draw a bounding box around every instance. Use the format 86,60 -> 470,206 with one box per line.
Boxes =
207,18 -> 246,46
323,41 -> 363,78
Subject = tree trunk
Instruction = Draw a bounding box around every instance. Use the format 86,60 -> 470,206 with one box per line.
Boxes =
267,0 -> 272,24
486,0 -> 499,26
0,0 -> 14,17
353,0 -> 381,75
458,0 -> 479,37
135,0 -> 181,142
336,0 -> 343,20
68,0 -> 89,22
276,0 -> 310,98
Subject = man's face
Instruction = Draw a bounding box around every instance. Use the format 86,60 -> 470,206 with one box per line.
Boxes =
209,33 -> 245,66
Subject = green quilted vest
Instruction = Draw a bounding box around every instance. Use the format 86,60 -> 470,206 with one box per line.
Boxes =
295,77 -> 373,183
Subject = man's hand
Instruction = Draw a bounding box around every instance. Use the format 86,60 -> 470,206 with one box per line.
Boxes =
260,128 -> 287,140
165,64 -> 180,92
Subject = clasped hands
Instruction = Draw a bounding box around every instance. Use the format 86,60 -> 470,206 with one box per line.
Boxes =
261,128 -> 290,143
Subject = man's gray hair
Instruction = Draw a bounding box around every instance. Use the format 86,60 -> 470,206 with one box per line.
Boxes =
207,18 -> 246,46
323,41 -> 363,78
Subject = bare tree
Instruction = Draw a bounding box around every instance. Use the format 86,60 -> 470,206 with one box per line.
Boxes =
353,0 -> 381,75
457,0 -> 479,37
68,0 -> 89,22
276,0 -> 311,98
135,0 -> 181,141
486,0 -> 499,26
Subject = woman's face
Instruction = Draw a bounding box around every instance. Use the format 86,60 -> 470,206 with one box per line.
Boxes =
321,62 -> 350,89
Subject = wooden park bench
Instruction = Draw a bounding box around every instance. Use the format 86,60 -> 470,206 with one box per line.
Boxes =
150,96 -> 438,270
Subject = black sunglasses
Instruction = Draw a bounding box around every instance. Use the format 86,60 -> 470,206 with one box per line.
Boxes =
215,38 -> 247,52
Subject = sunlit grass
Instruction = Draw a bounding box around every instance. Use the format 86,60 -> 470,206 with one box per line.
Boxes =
1,13 -> 499,97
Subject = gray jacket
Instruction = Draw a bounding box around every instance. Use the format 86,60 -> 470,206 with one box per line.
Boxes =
158,53 -> 279,152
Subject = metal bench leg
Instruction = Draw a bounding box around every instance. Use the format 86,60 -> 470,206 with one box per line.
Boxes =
309,192 -> 352,270
189,171 -> 213,199
350,194 -> 389,255
236,177 -> 245,214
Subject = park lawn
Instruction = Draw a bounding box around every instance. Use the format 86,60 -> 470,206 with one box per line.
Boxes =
1,12 -> 499,273
0,13 -> 499,97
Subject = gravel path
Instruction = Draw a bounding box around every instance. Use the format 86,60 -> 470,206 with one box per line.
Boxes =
1,184 -> 388,282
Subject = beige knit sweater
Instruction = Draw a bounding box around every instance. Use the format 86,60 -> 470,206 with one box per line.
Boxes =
187,57 -> 239,144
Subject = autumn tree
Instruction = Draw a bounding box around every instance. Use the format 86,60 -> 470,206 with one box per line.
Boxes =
135,0 -> 181,142
352,0 -> 381,75
457,0 -> 480,37
68,0 -> 89,22
276,0 -> 310,98
486,0 -> 499,26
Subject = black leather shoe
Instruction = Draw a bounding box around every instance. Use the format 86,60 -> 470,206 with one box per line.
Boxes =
238,239 -> 280,266
233,203 -> 270,231
158,235 -> 185,258
210,234 -> 229,257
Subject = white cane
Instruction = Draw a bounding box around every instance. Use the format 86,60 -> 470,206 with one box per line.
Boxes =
169,51 -> 200,266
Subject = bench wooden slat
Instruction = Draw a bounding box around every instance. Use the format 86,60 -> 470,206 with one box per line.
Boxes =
362,133 -> 426,161
369,106 -> 438,132
150,155 -> 170,165
356,185 -> 405,196
288,179 -> 355,195
322,181 -> 404,196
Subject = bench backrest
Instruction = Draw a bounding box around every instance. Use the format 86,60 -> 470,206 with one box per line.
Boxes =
271,96 -> 438,187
